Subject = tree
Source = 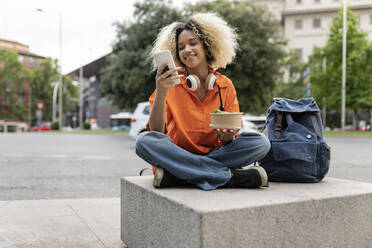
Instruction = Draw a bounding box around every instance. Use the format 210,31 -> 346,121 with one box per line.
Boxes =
28,58 -> 78,123
0,49 -> 77,123
28,58 -> 58,122
101,0 -> 284,114
0,49 -> 26,119
101,0 -> 183,111
186,0 -> 284,114
309,7 -> 372,118
273,50 -> 306,100
61,75 -> 79,117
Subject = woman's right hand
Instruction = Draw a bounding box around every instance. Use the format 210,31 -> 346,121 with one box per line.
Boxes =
150,64 -> 184,132
155,64 -> 184,94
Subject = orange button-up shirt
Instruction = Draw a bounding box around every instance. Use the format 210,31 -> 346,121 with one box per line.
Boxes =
148,72 -> 239,155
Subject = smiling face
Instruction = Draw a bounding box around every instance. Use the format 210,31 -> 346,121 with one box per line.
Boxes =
177,29 -> 208,70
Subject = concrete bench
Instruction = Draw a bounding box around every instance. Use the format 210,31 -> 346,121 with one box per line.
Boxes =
121,176 -> 372,248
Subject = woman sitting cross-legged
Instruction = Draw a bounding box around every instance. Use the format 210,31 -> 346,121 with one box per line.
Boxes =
135,13 -> 271,191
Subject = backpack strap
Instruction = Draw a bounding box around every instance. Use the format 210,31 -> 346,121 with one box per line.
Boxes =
310,113 -> 322,137
274,112 -> 283,138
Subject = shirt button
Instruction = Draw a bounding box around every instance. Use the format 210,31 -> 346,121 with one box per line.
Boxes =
307,134 -> 312,139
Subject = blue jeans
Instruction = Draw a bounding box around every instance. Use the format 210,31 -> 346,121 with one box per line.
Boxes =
135,131 -> 271,190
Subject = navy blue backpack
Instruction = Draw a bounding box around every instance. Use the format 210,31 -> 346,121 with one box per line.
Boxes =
260,98 -> 331,182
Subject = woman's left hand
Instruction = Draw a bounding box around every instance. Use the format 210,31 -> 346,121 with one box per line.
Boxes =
213,128 -> 239,145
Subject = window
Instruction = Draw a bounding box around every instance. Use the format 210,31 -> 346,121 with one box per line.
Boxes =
143,105 -> 150,115
29,57 -> 35,68
296,0 -> 302,4
18,55 -> 25,64
295,48 -> 303,61
313,18 -> 321,28
295,20 -> 303,30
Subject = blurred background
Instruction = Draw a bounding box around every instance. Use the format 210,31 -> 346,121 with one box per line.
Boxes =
0,0 -> 371,133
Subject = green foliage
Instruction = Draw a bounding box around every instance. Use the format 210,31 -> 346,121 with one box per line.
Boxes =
187,0 -> 285,114
61,75 -> 79,114
274,50 -> 306,100
0,49 -> 26,119
83,122 -> 91,130
29,58 -> 78,122
309,6 -> 372,111
101,0 -> 284,114
28,58 -> 58,122
51,121 -> 59,130
0,52 -> 78,122
101,0 -> 183,111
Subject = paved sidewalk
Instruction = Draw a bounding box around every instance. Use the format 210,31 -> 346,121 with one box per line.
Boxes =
0,198 -> 126,248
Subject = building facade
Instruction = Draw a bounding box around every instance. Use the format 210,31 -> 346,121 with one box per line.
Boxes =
68,53 -> 122,129
254,0 -> 372,61
0,39 -> 45,118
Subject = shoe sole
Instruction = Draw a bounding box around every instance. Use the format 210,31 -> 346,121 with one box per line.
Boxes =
252,166 -> 269,187
153,167 -> 164,188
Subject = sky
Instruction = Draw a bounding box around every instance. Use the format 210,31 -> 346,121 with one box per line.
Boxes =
0,0 -> 195,74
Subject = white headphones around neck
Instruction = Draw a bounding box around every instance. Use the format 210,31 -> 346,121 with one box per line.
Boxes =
186,73 -> 217,91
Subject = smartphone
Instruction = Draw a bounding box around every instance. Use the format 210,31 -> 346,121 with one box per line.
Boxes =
154,50 -> 180,85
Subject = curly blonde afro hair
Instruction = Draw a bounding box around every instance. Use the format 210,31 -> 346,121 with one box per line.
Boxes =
150,13 -> 238,71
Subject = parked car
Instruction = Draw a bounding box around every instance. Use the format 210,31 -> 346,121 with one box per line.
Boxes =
358,120 -> 370,131
334,122 -> 371,132
241,120 -> 258,133
241,115 -> 266,132
129,102 -> 150,139
110,112 -> 132,131
32,123 -> 51,132
129,104 -> 267,137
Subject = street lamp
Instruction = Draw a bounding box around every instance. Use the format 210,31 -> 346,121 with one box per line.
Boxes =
37,9 -> 63,130
341,0 -> 347,134
79,63 -> 83,129
319,18 -> 331,129
52,82 -> 59,122
28,84 -> 32,127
